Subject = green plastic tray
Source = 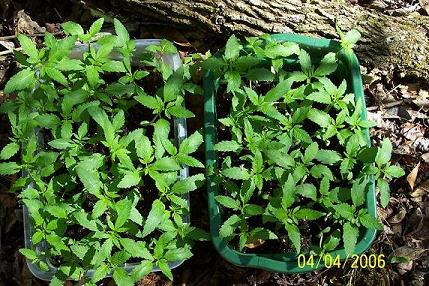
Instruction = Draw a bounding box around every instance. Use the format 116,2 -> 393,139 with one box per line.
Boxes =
203,33 -> 377,273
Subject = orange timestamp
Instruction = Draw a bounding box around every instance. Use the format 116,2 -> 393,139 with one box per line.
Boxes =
297,253 -> 386,269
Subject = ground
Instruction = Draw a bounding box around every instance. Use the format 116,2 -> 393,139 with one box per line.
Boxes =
0,0 -> 428,285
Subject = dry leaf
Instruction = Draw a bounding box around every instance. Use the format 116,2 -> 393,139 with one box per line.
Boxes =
388,208 -> 407,224
420,0 -> 429,14
245,239 -> 265,249
391,246 -> 427,262
411,180 -> 429,202
14,10 -> 45,35
406,163 -> 420,190
422,153 -> 429,163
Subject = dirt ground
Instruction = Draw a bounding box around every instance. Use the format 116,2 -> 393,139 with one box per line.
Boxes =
0,0 -> 428,285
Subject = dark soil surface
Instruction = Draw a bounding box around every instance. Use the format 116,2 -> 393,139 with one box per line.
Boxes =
0,1 -> 428,286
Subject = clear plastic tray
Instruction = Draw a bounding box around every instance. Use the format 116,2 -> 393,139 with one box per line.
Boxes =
23,39 -> 189,281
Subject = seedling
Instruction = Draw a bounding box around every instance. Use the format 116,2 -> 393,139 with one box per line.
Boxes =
0,19 -> 206,285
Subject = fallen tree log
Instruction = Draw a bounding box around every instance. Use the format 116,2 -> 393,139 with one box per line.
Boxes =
94,0 -> 429,79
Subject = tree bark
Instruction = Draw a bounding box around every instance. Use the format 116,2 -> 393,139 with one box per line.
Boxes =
101,0 -> 429,79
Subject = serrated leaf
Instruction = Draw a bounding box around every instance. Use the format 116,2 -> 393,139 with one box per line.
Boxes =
307,91 -> 331,104
214,140 -> 241,152
120,238 -> 153,259
247,68 -> 274,81
177,154 -> 204,168
376,138 -> 392,165
179,131 -> 203,154
18,34 -> 38,59
113,18 -> 130,45
48,139 -> 72,149
310,165 -> 334,180
158,260 -> 173,280
334,203 -> 354,220
225,70 -> 241,93
115,199 -> 132,228
172,174 -> 204,194
315,150 -> 341,165
152,157 -> 181,171
377,178 -> 390,208
164,247 -> 192,262
0,142 -> 20,160
219,214 -> 241,238
385,165 -> 405,178
142,200 -> 165,237
215,195 -> 240,209
113,268 -> 133,286
224,35 -> 242,61
19,248 -> 37,260
61,21 -> 84,35
89,18 -> 104,35
135,93 -> 158,110
264,79 -> 292,102
45,205 -> 67,218
130,261 -> 153,282
4,69 -> 35,94
359,213 -> 383,230
343,222 -> 358,256
296,184 -> 317,201
46,68 -> 68,86
117,170 -> 141,188
299,49 -> 312,72
285,223 -> 301,253
303,142 -> 318,163
307,109 -> 331,128
222,167 -> 250,180
295,208 -> 324,220
0,162 -> 21,175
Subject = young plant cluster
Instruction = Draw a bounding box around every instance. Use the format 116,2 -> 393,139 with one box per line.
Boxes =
210,34 -> 404,256
0,19 -> 206,285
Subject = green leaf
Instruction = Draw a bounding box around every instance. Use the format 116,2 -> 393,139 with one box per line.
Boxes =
314,52 -> 338,77
0,162 -> 21,175
101,60 -> 126,72
299,49 -> 312,72
113,268 -> 133,286
152,157 -> 181,171
285,223 -> 301,253
378,178 -> 390,208
135,133 -> 153,163
359,213 -> 383,230
61,21 -> 84,35
120,238 -> 153,259
117,170 -> 141,188
343,222 -> 358,256
351,179 -> 366,207
89,18 -> 104,35
45,206 -> 67,218
114,18 -> 130,45
172,174 -> 205,194
92,200 -> 108,219
303,142 -> 318,163
307,109 -> 331,128
310,165 -> 334,180
222,167 -> 250,180
306,91 -> 331,104
224,35 -> 242,61
179,131 -> 203,154
4,68 -> 35,93
214,140 -> 241,152
177,154 -> 204,168
0,142 -> 20,160
73,210 -> 99,231
46,68 -> 68,86
264,79 -> 292,102
115,199 -> 132,228
296,184 -> 317,201
130,261 -> 153,282
158,260 -> 173,280
168,105 -> 195,118
86,65 -> 99,87
164,247 -> 192,261
219,214 -> 241,238
247,68 -> 274,81
315,150 -> 341,165
376,138 -> 392,165
215,195 -> 240,209
19,248 -> 37,260
334,203 -> 354,220
295,208 -> 324,220
385,165 -> 405,178
135,93 -> 159,110
142,200 -> 165,237
344,29 -> 361,47
225,71 -> 241,93
92,264 -> 110,283
17,34 -> 38,59
243,204 -> 264,216
265,149 -> 294,169
48,139 -> 72,149
56,58 -> 84,71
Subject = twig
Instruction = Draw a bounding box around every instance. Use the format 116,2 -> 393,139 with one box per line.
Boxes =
0,31 -> 63,41
0,47 -> 21,56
